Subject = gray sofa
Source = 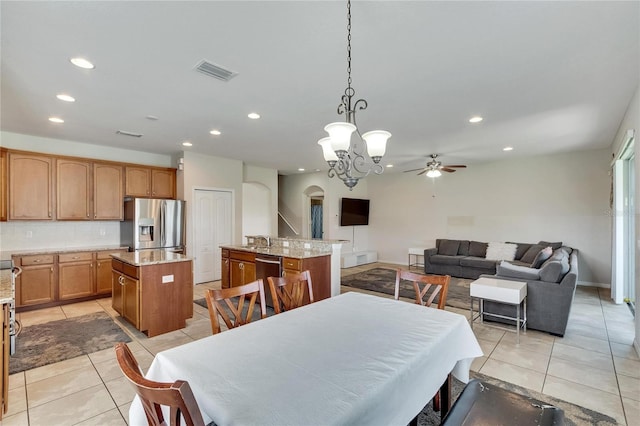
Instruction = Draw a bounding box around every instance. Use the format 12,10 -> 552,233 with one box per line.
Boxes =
424,239 -> 578,336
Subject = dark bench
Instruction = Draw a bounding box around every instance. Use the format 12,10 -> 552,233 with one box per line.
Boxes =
442,379 -> 564,425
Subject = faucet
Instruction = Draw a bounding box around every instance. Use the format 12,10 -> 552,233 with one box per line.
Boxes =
264,236 -> 271,247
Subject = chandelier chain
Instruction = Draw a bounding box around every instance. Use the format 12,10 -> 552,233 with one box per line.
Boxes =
346,0 -> 352,90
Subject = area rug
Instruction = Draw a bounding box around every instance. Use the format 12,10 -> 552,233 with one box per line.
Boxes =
9,312 -> 132,374
341,267 -> 471,310
418,372 -> 618,425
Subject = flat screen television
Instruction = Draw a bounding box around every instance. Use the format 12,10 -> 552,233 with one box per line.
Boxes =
340,198 -> 370,226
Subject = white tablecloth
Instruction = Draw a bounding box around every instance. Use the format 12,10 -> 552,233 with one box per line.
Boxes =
129,292 -> 483,426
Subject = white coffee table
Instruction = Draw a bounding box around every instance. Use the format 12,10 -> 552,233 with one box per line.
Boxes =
469,277 -> 527,343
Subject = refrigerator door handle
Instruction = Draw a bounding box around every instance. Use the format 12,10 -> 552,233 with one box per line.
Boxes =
160,200 -> 166,247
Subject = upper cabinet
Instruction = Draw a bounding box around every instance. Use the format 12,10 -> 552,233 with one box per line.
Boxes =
57,159 -> 92,220
125,166 -> 175,199
9,152 -> 54,220
94,163 -> 123,220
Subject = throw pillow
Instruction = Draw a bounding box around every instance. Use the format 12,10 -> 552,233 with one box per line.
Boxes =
520,244 -> 545,264
468,241 -> 488,257
530,246 -> 553,268
496,261 -> 541,280
538,241 -> 563,250
485,242 -> 518,261
438,239 -> 460,256
508,242 -> 532,260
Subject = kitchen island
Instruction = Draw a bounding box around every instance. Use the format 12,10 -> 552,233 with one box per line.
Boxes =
0,268 -> 12,420
111,250 -> 193,337
221,239 -> 333,302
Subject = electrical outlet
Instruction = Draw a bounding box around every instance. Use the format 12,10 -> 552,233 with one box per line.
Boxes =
162,275 -> 174,283
304,243 -> 311,249
283,241 -> 289,247
99,228 -> 106,236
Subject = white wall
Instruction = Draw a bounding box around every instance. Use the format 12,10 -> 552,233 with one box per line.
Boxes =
278,172 -> 370,252
0,132 -> 173,255
366,149 -> 611,285
610,85 -> 639,354
242,164 -> 278,242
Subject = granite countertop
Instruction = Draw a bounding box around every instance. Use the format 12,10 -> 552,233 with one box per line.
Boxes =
0,270 -> 13,305
111,250 -> 193,267
4,245 -> 129,260
221,245 -> 331,259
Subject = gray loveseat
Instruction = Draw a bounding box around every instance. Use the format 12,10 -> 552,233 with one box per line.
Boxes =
424,239 -> 578,336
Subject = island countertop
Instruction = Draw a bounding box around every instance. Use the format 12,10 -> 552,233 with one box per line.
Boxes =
0,270 -> 12,305
111,250 -> 193,267
220,245 -> 331,259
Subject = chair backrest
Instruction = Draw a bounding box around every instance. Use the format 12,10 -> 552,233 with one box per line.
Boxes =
114,343 -> 205,426
394,269 -> 450,310
205,279 -> 267,334
267,270 -> 314,314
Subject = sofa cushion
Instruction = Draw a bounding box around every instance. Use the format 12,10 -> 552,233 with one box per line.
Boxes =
530,246 -> 553,268
469,241 -> 488,258
538,241 -> 563,250
457,240 -> 470,256
508,242 -> 533,261
520,244 -> 545,264
430,254 -> 464,265
485,242 -> 517,261
438,239 -> 461,256
496,261 -> 541,280
460,256 -> 496,269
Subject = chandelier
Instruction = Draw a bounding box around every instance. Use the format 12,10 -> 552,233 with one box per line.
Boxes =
318,0 -> 391,190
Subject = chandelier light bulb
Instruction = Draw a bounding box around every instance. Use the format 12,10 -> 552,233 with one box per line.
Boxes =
324,122 -> 356,153
318,137 -> 339,162
362,130 -> 391,162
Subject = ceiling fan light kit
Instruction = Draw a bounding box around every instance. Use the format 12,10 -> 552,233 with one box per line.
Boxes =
318,0 -> 391,190
404,154 -> 467,178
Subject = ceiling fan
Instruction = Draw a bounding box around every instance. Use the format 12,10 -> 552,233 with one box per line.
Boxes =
403,154 -> 467,177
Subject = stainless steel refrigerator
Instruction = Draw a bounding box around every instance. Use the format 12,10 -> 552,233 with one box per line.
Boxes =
121,198 -> 185,253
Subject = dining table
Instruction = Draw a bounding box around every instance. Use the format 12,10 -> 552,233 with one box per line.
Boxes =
129,291 -> 483,426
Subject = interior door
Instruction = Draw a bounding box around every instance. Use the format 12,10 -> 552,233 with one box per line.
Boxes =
194,189 -> 232,283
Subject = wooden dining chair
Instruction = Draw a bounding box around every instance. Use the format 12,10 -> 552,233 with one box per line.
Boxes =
266,270 -> 314,314
205,279 -> 267,334
394,269 -> 450,310
395,269 -> 451,414
114,342 -> 205,426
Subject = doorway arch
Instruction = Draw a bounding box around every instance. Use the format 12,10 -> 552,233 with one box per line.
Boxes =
303,185 -> 325,239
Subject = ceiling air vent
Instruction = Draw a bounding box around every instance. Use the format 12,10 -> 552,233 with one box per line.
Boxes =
116,130 -> 143,138
194,59 -> 238,82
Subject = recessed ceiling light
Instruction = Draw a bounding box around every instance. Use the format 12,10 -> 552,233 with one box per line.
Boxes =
182,141 -> 193,147
503,146 -> 514,151
70,57 -> 95,69
298,168 -> 305,172
248,112 -> 260,119
48,117 -> 64,123
56,94 -> 75,102
469,116 -> 483,123
146,115 -> 159,121
210,129 -> 221,136
386,164 -> 394,168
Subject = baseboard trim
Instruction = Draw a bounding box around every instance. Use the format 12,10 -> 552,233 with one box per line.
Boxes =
577,281 -> 610,288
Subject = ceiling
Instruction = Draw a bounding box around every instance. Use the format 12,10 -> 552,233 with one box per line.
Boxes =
1,1 -> 638,175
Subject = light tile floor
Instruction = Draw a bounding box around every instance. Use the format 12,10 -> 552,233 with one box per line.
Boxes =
4,262 -> 639,425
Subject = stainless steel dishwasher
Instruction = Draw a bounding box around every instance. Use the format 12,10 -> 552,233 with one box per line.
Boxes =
255,253 -> 282,307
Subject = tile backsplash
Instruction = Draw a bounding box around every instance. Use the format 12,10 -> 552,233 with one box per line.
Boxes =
0,221 -> 121,252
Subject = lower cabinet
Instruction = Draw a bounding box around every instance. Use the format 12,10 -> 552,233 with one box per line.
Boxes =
283,255 -> 331,302
112,258 -> 193,337
1,303 -> 9,419
13,249 -> 127,310
229,251 -> 256,288
221,249 -> 230,289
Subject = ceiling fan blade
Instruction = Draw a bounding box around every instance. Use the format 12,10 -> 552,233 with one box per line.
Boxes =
403,168 -> 426,173
441,164 -> 467,168
417,169 -> 428,176
441,167 -> 457,173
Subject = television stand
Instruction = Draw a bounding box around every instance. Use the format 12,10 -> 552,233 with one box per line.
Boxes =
341,251 -> 377,268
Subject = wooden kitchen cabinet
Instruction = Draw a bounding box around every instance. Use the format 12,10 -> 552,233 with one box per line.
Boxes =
96,250 -> 126,294
8,152 -> 54,220
0,148 -> 7,222
125,166 -> 176,199
58,252 -> 94,300
1,303 -> 9,419
57,159 -> 91,220
94,163 -> 123,220
112,256 -> 192,337
230,250 -> 256,288
14,254 -> 56,307
283,255 -> 331,302
221,249 -> 230,289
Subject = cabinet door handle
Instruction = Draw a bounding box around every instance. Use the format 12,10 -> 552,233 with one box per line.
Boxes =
72,256 -> 79,260
239,263 -> 244,270
50,267 -> 53,272
94,214 -> 97,218
48,211 -> 52,217
34,259 -> 41,263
